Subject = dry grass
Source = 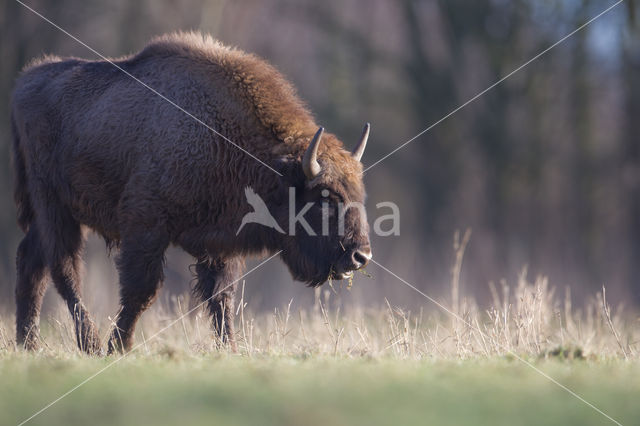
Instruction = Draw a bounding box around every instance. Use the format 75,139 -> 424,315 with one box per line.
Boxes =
0,232 -> 636,360
0,266 -> 636,361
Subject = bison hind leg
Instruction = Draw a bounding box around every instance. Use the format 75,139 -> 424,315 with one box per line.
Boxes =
15,226 -> 48,350
34,202 -> 102,355
49,221 -> 101,355
193,257 -> 244,352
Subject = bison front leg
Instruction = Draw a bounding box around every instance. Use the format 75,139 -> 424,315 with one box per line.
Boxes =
108,231 -> 169,354
193,257 -> 244,352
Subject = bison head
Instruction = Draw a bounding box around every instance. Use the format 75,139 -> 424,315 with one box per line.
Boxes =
273,124 -> 373,286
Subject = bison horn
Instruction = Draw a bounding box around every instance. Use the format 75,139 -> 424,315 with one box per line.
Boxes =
303,127 -> 324,179
351,122 -> 370,162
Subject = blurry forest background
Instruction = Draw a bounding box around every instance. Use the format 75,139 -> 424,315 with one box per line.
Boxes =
0,0 -> 638,318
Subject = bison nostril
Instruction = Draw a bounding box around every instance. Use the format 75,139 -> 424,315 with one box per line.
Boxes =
351,247 -> 372,269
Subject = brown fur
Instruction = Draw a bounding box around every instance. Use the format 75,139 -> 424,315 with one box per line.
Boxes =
10,32 -> 370,354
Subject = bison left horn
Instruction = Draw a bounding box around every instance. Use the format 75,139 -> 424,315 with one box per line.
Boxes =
352,122 -> 370,162
303,127 -> 324,179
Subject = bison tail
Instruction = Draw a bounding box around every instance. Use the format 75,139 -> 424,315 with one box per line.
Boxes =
11,111 -> 34,233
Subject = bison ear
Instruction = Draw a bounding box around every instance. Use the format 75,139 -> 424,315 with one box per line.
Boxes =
272,156 -> 305,185
270,156 -> 305,206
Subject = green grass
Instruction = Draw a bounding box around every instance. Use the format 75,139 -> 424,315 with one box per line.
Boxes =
1,354 -> 638,426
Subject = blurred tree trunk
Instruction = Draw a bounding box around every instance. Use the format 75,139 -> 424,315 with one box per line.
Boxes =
401,0 -> 456,238
623,35 -> 640,303
569,5 -> 598,290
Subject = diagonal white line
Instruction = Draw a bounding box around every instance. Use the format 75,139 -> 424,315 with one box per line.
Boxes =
14,0 -> 283,177
363,0 -> 624,174
16,250 -> 283,426
370,258 -> 623,426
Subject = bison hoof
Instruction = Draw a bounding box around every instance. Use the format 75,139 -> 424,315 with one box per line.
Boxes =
80,336 -> 103,356
16,325 -> 41,351
19,335 -> 40,351
106,333 -> 131,355
76,321 -> 103,355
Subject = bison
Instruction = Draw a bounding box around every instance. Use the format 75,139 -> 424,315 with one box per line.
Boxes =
10,32 -> 372,354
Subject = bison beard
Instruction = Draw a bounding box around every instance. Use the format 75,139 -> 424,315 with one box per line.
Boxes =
10,32 -> 371,354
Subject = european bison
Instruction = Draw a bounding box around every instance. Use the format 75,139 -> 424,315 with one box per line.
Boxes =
11,32 -> 372,354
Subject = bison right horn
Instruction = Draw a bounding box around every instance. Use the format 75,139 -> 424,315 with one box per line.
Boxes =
303,127 -> 324,180
351,122 -> 370,162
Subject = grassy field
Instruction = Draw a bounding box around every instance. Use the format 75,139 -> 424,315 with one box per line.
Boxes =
1,355 -> 639,426
1,263 -> 639,426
